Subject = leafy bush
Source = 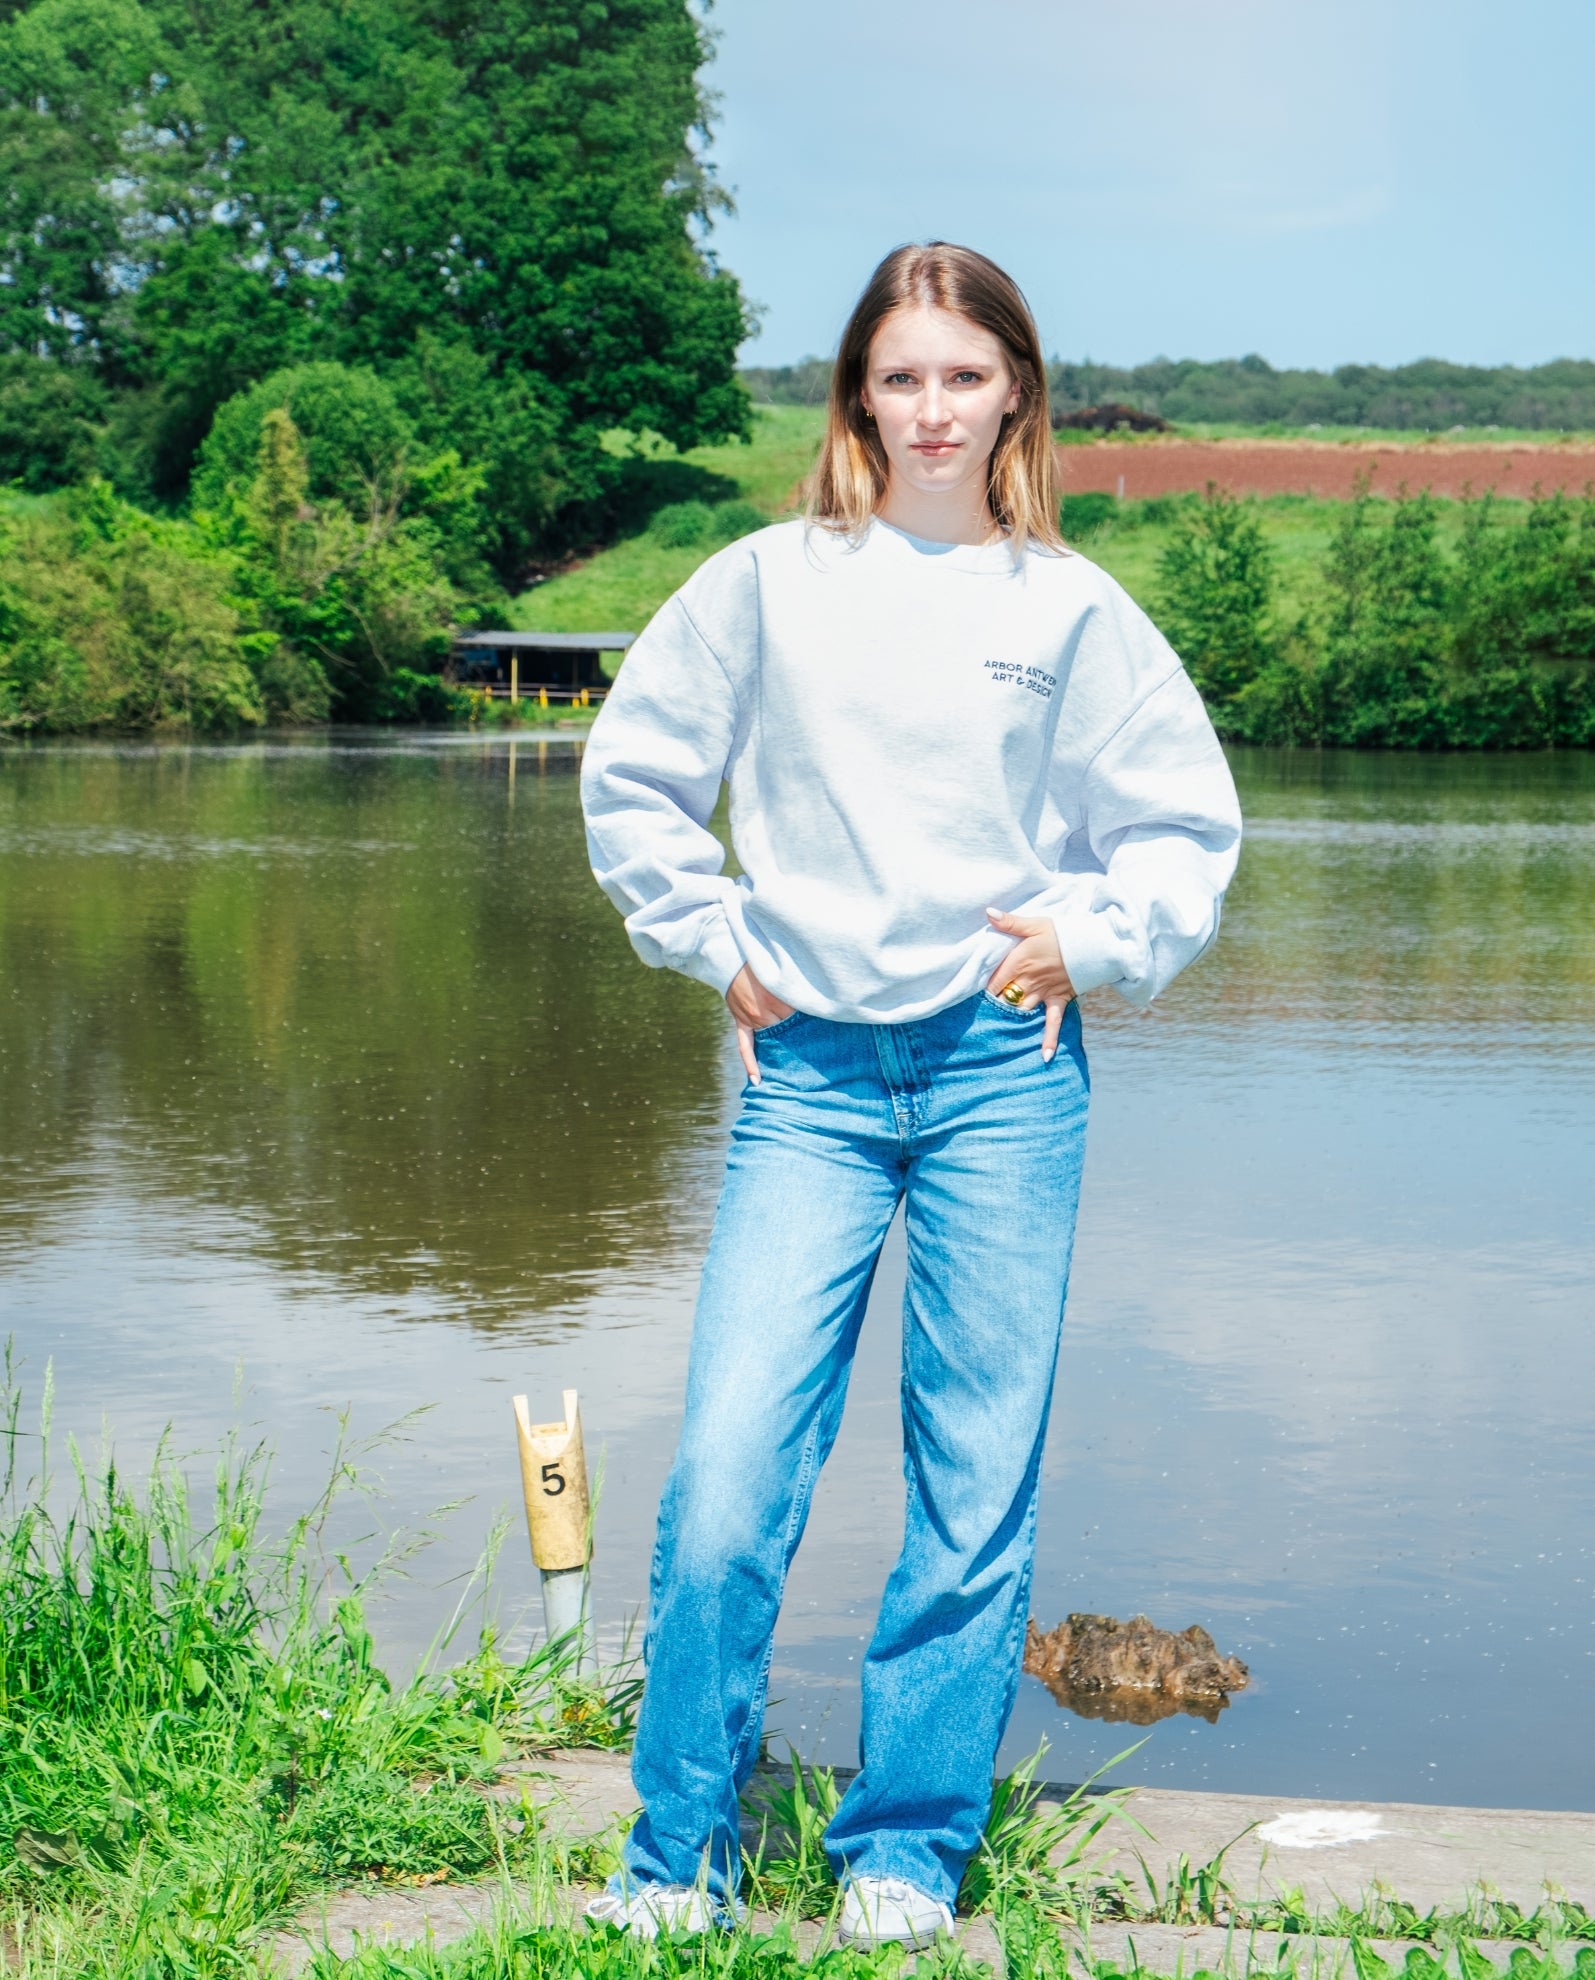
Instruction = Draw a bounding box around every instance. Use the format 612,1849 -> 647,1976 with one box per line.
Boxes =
1153,485 -> 1280,707
645,498 -> 765,551
710,499 -> 768,543
649,500 -> 715,548
1152,481 -> 1595,747
388,333 -> 568,583
1059,492 -> 1117,541
374,668 -> 473,724
0,483 -> 283,733
0,389 -> 497,733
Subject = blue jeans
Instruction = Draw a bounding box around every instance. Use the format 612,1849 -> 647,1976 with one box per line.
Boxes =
621,991 -> 1089,1905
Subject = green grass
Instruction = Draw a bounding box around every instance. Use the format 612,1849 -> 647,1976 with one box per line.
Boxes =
511,409 -> 822,640
0,1360 -> 638,1977
8,1363 -> 1593,1977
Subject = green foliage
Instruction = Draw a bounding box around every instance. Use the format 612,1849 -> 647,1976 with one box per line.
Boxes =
286,1766 -> 504,1882
740,1743 -> 1134,1930
0,390 -> 499,733
649,500 -> 717,548
375,667 -> 474,724
0,356 -> 108,490
1059,492 -> 1118,541
387,333 -> 568,581
196,365 -> 422,523
646,498 -> 765,550
1144,483 -> 1595,748
709,500 -> 769,543
200,402 -> 498,720
1153,485 -> 1280,705
741,1753 -> 844,1915
957,1747 -> 1135,1922
296,1917 -> 964,1978
0,481 -> 282,732
0,1361 -> 640,1975
0,0 -> 751,546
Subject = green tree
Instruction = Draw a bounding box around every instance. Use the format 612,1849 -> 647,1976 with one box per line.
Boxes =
0,0 -> 751,536
1153,485 -> 1279,709
202,404 -> 481,717
1320,485 -> 1452,747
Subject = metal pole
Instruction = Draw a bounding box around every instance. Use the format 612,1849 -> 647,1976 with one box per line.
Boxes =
512,1389 -> 596,1674
510,652 -> 519,703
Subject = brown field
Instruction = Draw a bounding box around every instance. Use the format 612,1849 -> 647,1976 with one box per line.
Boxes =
1057,437 -> 1595,501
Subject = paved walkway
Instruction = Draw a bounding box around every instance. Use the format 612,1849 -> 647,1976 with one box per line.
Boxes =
268,1751 -> 1595,1973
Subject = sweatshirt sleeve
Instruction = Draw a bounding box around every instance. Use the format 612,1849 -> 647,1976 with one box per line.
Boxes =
579,594 -> 746,995
1044,664 -> 1242,1008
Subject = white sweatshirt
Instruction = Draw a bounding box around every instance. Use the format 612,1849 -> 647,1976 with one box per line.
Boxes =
580,517 -> 1241,1022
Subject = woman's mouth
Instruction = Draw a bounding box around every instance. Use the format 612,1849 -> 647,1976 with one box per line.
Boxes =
911,442 -> 959,455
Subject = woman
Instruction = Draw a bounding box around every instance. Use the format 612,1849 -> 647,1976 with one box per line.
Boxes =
580,242 -> 1241,1945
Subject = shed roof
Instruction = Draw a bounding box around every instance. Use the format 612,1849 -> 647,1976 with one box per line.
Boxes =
454,630 -> 636,652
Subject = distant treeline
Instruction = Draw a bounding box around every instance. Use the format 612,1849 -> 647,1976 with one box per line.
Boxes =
743,356 -> 1595,431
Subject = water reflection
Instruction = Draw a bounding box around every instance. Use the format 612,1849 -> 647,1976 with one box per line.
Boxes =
0,734 -> 726,1324
1,737 -> 1592,1812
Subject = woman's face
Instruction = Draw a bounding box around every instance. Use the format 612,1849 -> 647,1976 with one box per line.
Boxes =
861,304 -> 1020,507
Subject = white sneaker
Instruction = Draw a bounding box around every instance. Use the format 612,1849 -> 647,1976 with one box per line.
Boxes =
586,1883 -> 717,1937
839,1875 -> 954,1949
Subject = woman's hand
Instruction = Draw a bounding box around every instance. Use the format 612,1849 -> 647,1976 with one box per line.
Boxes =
726,965 -> 795,1085
985,907 -> 1077,1062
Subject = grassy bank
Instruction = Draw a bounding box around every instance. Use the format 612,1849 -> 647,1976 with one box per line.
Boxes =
6,1376 -> 1595,1978
512,408 -> 824,638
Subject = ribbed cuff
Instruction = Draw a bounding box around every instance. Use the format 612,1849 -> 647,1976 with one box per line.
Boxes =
689,910 -> 746,997
1048,905 -> 1128,996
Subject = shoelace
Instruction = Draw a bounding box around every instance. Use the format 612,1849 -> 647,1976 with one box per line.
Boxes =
589,1884 -> 696,1920
866,1879 -> 918,1903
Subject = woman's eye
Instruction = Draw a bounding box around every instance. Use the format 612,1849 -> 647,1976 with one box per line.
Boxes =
952,370 -> 983,384
883,372 -> 914,386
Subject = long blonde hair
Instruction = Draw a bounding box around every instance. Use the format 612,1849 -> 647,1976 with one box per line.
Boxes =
806,242 -> 1062,552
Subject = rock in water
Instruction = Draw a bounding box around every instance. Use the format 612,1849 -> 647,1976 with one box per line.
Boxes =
1024,1613 -> 1249,1726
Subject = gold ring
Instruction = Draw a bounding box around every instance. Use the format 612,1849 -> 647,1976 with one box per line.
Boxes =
1001,983 -> 1025,1006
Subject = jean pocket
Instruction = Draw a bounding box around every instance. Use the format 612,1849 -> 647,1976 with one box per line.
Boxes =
980,989 -> 1044,1021
752,1009 -> 804,1041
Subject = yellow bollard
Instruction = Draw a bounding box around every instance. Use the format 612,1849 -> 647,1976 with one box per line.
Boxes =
512,1389 -> 595,1670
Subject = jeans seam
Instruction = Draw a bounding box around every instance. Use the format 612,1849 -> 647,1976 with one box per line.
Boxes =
727,1405 -> 826,1782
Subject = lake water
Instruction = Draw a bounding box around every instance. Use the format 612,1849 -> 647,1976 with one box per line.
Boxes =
2,735 -> 1592,1812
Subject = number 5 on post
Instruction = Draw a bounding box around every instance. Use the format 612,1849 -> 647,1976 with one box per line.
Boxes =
512,1388 -> 595,1671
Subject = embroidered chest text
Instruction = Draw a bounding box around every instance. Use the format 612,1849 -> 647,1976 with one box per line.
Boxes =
982,659 -> 1056,700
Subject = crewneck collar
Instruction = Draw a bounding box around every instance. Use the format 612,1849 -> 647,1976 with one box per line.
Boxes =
868,516 -> 1021,574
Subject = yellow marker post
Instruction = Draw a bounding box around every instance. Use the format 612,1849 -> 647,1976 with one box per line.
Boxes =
512,1388 -> 595,1671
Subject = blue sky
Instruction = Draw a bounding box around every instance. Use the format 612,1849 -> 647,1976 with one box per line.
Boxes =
700,0 -> 1594,370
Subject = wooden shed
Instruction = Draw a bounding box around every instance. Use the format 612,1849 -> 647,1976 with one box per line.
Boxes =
453,630 -> 636,702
